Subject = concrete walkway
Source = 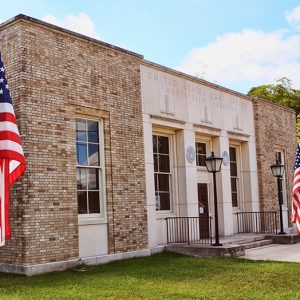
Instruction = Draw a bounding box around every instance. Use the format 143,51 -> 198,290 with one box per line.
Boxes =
243,243 -> 300,262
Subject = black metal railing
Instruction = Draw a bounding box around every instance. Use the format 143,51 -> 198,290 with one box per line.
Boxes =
236,211 -> 278,234
166,217 -> 212,245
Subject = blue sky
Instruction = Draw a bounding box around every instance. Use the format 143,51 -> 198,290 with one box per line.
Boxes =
1,0 -> 300,93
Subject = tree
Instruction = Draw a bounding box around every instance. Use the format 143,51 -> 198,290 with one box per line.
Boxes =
247,77 -> 300,141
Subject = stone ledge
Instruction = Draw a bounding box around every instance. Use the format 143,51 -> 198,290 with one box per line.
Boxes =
165,244 -> 245,257
0,248 -> 151,276
265,234 -> 300,244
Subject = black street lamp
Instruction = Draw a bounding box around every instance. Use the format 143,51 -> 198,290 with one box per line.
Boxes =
270,156 -> 286,235
205,151 -> 223,246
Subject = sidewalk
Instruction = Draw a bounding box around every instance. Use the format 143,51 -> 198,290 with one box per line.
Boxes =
243,243 -> 300,262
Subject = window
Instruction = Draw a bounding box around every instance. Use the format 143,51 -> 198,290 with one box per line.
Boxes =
229,147 -> 239,208
196,142 -> 207,167
76,118 -> 102,214
153,135 -> 171,211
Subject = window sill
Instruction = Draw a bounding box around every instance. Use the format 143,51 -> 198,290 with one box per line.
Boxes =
78,216 -> 107,226
156,211 -> 176,220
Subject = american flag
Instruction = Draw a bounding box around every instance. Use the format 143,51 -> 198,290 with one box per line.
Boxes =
0,53 -> 26,246
292,144 -> 300,235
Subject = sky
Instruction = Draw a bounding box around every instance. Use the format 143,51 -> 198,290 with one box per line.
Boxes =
1,0 -> 300,93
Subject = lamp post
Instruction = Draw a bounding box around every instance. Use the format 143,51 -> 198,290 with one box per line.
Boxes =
205,151 -> 223,246
270,156 -> 286,235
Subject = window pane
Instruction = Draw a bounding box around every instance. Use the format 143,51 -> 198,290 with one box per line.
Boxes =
231,178 -> 237,192
229,147 -> 236,161
87,121 -> 99,143
155,193 -> 160,210
158,136 -> 169,154
198,154 -> 206,167
76,119 -> 87,142
88,144 -> 99,166
153,135 -> 158,153
159,193 -> 170,210
154,154 -> 158,172
232,192 -> 238,207
230,162 -> 237,177
154,174 -> 158,192
89,192 -> 100,213
158,174 -> 169,192
78,191 -> 87,214
77,168 -> 87,190
88,169 -> 99,190
159,154 -> 170,173
196,143 -> 206,155
77,143 -> 87,165
276,152 -> 282,164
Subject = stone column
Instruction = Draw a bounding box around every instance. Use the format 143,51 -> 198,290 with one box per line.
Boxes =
175,124 -> 198,217
241,139 -> 260,212
143,114 -> 157,248
212,132 -> 234,236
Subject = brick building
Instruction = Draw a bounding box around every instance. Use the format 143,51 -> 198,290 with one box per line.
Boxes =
0,15 -> 296,275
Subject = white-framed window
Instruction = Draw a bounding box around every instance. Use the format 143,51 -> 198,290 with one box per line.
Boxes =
195,142 -> 207,167
153,134 -> 172,211
229,145 -> 242,208
76,118 -> 104,216
275,150 -> 287,207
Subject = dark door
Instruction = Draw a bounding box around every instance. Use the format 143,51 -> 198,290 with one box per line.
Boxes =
198,183 -> 210,239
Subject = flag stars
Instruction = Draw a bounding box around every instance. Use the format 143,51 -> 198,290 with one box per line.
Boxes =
0,67 -> 4,72
5,84 -> 9,90
0,77 -> 4,83
0,89 -> 3,94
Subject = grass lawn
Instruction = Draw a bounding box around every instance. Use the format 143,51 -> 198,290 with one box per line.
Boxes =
0,252 -> 300,299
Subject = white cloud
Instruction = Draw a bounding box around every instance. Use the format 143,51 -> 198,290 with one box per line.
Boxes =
43,13 -> 99,39
177,29 -> 300,92
286,5 -> 300,31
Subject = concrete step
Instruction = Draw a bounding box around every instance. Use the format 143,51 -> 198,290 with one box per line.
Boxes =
223,235 -> 267,246
240,239 -> 273,250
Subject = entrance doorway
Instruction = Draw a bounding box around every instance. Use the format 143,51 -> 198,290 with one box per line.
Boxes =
197,183 -> 210,238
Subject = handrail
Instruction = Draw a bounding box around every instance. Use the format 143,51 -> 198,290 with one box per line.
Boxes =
235,211 -> 278,234
165,216 -> 212,245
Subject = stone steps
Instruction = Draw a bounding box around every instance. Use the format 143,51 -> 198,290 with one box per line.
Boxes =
240,239 -> 273,250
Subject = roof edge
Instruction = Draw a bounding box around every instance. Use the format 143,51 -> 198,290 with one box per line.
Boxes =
141,59 -> 253,102
142,60 -> 297,113
0,14 -> 144,59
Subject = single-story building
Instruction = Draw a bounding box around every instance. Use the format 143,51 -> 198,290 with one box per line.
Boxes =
0,14 -> 296,275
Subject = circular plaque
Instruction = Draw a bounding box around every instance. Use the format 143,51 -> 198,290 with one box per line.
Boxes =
222,150 -> 229,166
186,146 -> 196,163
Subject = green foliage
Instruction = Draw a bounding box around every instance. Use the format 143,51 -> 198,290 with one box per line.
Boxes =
2,253 -> 300,299
247,77 -> 300,141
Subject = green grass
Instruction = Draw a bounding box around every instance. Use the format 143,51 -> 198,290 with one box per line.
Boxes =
0,252 -> 300,299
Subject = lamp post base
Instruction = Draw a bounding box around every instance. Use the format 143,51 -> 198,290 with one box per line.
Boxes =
212,243 -> 223,247
277,231 -> 286,235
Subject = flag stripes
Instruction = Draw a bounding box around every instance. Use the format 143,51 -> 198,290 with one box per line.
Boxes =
292,144 -> 300,235
0,53 -> 26,246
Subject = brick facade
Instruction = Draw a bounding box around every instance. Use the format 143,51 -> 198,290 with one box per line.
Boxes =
0,16 -> 148,265
0,15 -> 297,272
254,98 -> 297,221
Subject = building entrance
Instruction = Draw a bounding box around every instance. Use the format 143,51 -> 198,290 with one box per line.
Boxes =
198,183 -> 210,238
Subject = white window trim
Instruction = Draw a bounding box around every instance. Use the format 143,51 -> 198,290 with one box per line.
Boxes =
229,143 -> 244,211
76,117 -> 107,225
153,129 -> 177,218
195,137 -> 212,170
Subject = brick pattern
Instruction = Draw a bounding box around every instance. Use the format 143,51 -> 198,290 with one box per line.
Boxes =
254,99 -> 296,222
0,19 -> 148,265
